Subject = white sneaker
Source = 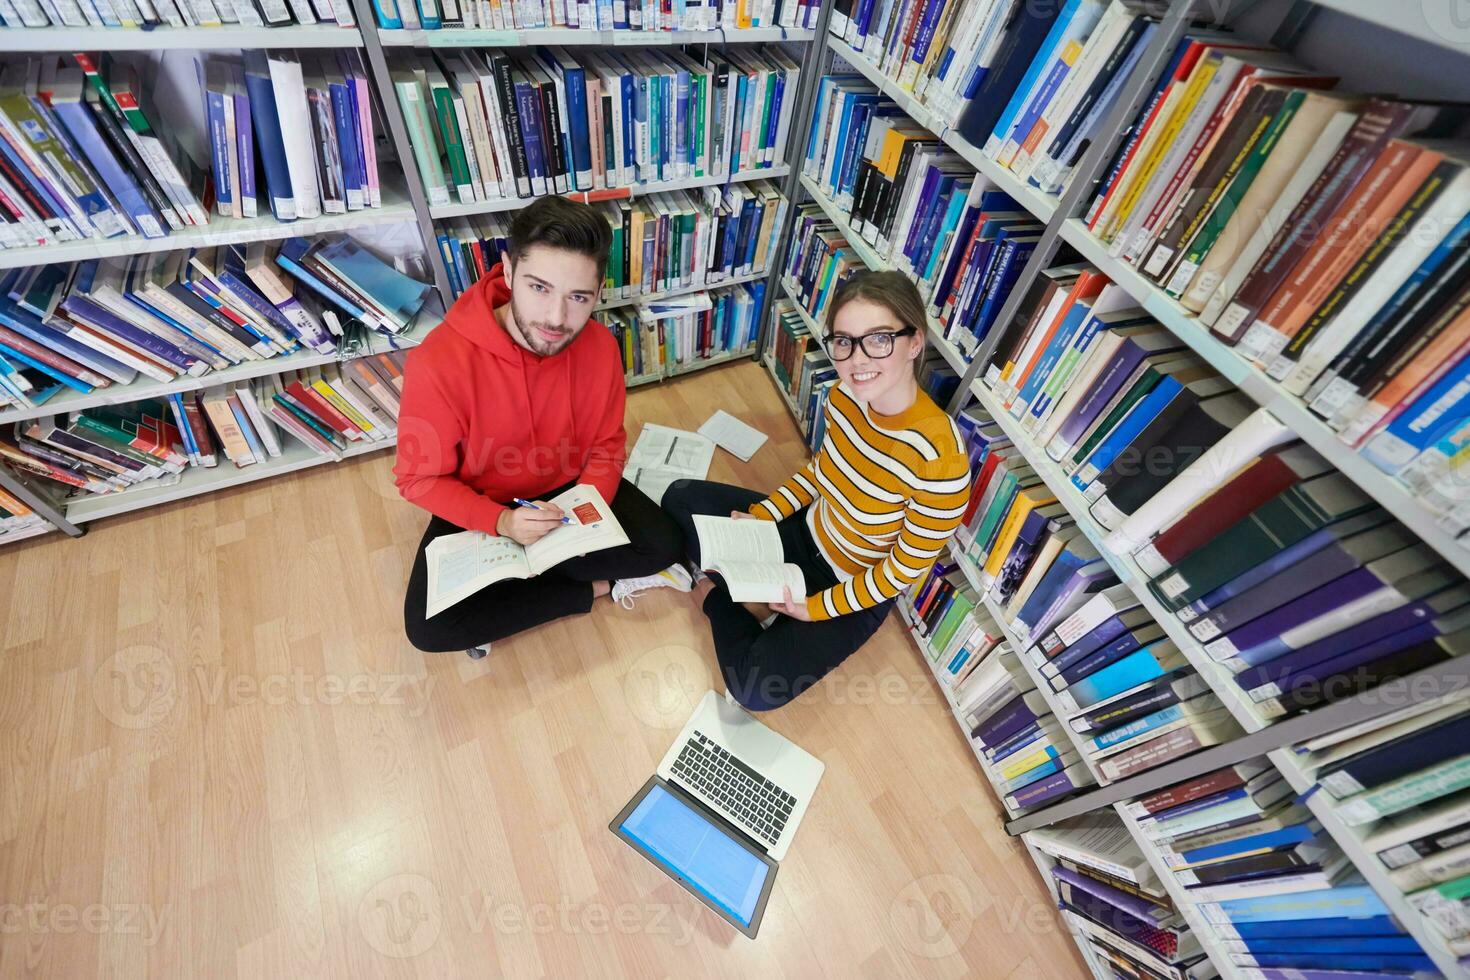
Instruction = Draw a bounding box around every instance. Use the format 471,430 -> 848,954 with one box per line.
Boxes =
611,564 -> 694,609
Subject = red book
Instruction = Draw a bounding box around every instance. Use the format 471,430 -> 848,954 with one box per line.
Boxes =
0,322 -> 108,388
1131,444 -> 1329,579
1126,763 -> 1264,817
960,448 -> 1010,530
286,380 -> 362,440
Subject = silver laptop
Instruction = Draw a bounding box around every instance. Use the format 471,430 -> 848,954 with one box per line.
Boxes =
610,691 -> 825,937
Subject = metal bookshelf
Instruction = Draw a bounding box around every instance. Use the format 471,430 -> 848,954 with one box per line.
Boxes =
0,185 -> 417,271
770,3 -> 1470,977
0,24 -> 365,50
377,25 -> 814,46
428,164 -> 791,220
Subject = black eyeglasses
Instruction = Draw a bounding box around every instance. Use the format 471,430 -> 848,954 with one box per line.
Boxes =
822,326 -> 918,361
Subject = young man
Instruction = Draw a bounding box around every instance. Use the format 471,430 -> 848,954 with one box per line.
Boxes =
396,197 -> 690,656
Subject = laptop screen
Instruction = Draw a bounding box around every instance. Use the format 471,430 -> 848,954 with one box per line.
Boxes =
618,783 -> 771,927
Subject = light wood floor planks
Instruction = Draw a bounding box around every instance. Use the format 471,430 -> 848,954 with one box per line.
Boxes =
0,360 -> 1087,979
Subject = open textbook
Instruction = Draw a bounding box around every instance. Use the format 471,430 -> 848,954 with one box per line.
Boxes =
693,515 -> 806,604
424,485 -> 628,617
626,423 -> 715,504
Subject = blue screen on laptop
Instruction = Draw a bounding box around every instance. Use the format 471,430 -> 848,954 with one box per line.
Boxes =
619,784 -> 769,926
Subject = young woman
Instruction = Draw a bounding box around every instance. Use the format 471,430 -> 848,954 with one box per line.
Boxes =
663,271 -> 971,711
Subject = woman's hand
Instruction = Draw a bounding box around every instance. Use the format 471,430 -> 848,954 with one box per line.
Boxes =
769,586 -> 813,622
729,510 -> 755,520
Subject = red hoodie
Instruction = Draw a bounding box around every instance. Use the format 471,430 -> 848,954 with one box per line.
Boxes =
393,262 -> 626,534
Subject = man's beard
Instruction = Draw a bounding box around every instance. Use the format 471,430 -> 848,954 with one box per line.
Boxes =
510,296 -> 577,357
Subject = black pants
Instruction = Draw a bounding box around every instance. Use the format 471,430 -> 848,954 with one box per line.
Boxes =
404,478 -> 685,652
661,479 -> 891,712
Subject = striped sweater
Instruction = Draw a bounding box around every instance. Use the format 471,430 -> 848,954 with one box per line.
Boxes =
751,383 -> 971,620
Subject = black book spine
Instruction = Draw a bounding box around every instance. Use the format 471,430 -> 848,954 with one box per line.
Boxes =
490,56 -> 530,196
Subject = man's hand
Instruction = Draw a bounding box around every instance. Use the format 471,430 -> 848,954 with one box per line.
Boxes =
730,510 -> 756,520
497,501 -> 566,545
770,586 -> 813,622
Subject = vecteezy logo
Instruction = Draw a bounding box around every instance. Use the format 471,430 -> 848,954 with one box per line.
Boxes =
889,874 -> 976,959
358,874 -> 442,959
92,646 -> 178,730
622,644 -> 711,729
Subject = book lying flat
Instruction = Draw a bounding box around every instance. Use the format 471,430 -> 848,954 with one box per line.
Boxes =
424,485 -> 628,617
693,515 -> 806,604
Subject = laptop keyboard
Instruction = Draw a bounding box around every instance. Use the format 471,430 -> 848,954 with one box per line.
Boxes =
672,731 -> 796,847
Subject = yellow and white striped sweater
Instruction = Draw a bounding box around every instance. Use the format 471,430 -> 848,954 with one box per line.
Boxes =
751,383 -> 972,621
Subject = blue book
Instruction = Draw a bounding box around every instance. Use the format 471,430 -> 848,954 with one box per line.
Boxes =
232,66 -> 258,216
1061,643 -> 1178,710
1178,821 -> 1319,866
0,350 -> 61,407
167,392 -> 200,460
923,190 -> 974,284
327,74 -> 363,210
1027,309 -> 1150,422
1244,953 -> 1435,972
1016,548 -> 1099,630
201,72 -> 232,218
967,0 -> 1080,152
1362,352 -> 1470,474
971,237 -> 1040,340
368,0 -> 401,28
412,0 -> 440,30
242,51 -> 295,221
314,238 -> 431,328
48,87 -> 163,239
990,721 -> 1045,762
1090,703 -> 1186,752
0,339 -> 91,392
1226,915 -> 1402,938
1015,301 -> 1096,414
1210,884 -> 1391,923
65,271 -> 197,372
1053,627 -> 1158,687
1071,375 -> 1181,491
228,394 -> 267,462
274,240 -> 368,321
1147,786 -> 1252,826
1235,935 -> 1424,955
1003,754 -> 1067,793
997,45 -> 1074,160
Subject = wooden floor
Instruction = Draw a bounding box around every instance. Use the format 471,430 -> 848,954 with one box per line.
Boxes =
0,360 -> 1086,979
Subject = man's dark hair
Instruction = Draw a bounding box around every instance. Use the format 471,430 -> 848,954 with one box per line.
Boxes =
507,196 -> 613,280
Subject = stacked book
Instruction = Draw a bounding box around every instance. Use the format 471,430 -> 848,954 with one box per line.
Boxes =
0,352 -> 404,496
908,566 -> 1095,812
765,296 -> 834,449
1129,759 -> 1436,976
802,75 -> 975,283
977,262 -> 1470,723
923,180 -> 1042,359
0,0 -> 358,29
0,484 -> 47,539
0,52 -> 386,248
1080,26 -> 1470,539
830,0 -> 1164,202
1028,812 -> 1208,979
436,179 -> 787,300
369,0 -> 816,31
0,239 -> 431,413
952,407 -> 1242,783
390,48 -> 798,208
1282,692 -> 1470,967
782,203 -> 860,328
601,280 -> 763,381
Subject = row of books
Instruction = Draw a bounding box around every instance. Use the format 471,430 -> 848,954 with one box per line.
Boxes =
978,261 -> 1470,724
765,296 -> 834,453
391,48 -> 797,207
0,0 -> 355,30
0,238 -> 431,413
1080,27 -> 1470,539
1121,759 -> 1431,977
604,281 -> 763,381
369,0 -> 816,31
435,180 -> 787,300
0,352 -> 405,501
908,585 -> 1095,813
0,52 -> 387,250
1027,813 -> 1208,979
1289,692 -> 1470,964
801,75 -> 985,293
830,0 -> 1160,202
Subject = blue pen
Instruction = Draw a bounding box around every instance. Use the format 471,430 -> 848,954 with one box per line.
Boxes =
513,498 -> 572,524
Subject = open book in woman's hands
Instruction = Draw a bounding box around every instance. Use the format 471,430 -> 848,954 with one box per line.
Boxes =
424,485 -> 628,617
693,515 -> 806,604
